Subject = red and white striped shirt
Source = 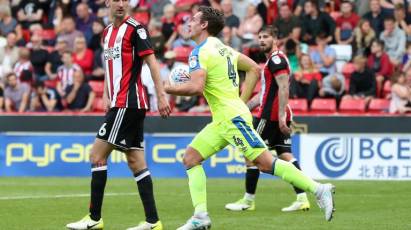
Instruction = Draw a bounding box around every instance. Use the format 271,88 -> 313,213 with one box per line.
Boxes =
103,16 -> 153,109
13,61 -> 33,79
57,64 -> 81,90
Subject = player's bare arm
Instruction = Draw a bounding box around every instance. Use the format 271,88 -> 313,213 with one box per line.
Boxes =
246,92 -> 260,110
144,53 -> 171,118
238,53 -> 261,102
276,73 -> 291,135
164,69 -> 206,96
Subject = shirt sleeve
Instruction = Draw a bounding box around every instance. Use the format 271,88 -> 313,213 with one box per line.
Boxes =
188,48 -> 208,73
267,54 -> 290,77
134,25 -> 154,57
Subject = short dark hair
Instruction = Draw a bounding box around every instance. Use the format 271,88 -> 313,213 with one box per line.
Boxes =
394,3 -> 405,10
62,50 -> 72,56
198,6 -> 225,36
307,0 -> 319,10
372,39 -> 385,49
384,15 -> 395,22
259,25 -> 278,38
316,31 -> 329,40
62,16 -> 75,21
5,72 -> 16,80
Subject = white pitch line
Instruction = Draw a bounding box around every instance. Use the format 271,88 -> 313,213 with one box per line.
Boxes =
0,192 -> 138,200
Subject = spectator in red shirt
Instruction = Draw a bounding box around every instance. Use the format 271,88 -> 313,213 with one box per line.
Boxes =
367,39 -> 394,97
335,1 -> 360,45
291,53 -> 322,103
72,35 -> 94,76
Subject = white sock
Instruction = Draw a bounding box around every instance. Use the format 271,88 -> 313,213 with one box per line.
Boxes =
194,211 -> 208,219
297,192 -> 307,201
244,193 -> 255,201
314,183 -> 322,197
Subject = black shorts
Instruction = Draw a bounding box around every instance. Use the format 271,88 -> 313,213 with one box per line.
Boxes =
253,117 -> 291,155
96,107 -> 146,151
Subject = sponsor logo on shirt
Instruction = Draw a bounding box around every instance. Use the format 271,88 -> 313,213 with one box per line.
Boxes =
104,46 -> 121,60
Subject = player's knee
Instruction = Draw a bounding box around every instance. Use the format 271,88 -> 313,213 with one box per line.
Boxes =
278,152 -> 293,161
255,162 -> 272,174
182,147 -> 203,168
245,159 -> 255,168
127,158 -> 146,173
90,152 -> 107,166
182,154 -> 202,168
90,157 -> 107,166
252,151 -> 275,173
182,155 -> 197,168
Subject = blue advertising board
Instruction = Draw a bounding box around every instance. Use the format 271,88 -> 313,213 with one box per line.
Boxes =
0,133 -> 297,178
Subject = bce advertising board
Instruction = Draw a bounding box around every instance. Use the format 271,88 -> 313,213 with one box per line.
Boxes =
1,133 -> 410,180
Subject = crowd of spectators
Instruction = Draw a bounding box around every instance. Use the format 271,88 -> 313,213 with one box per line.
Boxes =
0,0 -> 410,114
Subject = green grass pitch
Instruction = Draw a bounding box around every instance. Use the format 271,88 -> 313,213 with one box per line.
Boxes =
0,178 -> 409,230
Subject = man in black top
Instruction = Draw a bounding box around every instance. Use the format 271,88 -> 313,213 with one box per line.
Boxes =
17,0 -> 43,29
29,34 -> 49,81
274,3 -> 301,44
344,55 -> 376,102
301,0 -> 336,45
65,70 -> 95,112
31,81 -> 63,112
363,0 -> 390,37
221,0 -> 240,30
45,38 -> 67,80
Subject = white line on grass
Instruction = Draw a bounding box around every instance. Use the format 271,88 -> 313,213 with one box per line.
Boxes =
0,192 -> 138,200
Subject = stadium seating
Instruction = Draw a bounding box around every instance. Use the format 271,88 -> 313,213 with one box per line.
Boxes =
339,98 -> 366,113
89,80 -> 105,97
368,99 -> 390,113
344,78 -> 350,92
289,99 -> 308,112
342,62 -> 355,79
383,81 -> 392,98
310,98 -> 337,113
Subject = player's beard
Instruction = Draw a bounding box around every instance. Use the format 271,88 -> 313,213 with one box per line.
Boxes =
262,45 -> 272,54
